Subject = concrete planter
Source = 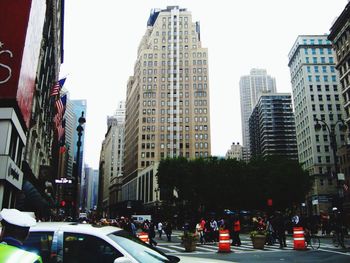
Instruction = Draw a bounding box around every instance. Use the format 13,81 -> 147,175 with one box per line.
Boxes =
251,235 -> 266,249
183,239 -> 197,252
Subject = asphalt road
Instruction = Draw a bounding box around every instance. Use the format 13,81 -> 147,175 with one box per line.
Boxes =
152,231 -> 350,262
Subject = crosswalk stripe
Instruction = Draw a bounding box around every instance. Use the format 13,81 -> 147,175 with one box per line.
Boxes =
157,240 -> 346,255
196,246 -> 218,252
168,245 -> 186,252
157,246 -> 178,253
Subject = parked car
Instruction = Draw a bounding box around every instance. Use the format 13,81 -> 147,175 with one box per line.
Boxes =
23,222 -> 229,263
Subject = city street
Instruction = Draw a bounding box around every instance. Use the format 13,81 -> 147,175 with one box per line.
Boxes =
153,231 -> 350,262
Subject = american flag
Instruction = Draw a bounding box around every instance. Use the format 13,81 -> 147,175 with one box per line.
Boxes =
57,124 -> 65,141
50,78 -> 66,97
55,98 -> 64,117
53,113 -> 61,128
55,94 -> 67,118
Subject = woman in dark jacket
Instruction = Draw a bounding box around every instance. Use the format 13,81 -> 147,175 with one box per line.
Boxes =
164,221 -> 172,242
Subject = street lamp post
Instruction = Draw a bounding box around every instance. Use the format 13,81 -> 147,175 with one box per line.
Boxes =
75,111 -> 86,220
314,117 -> 347,211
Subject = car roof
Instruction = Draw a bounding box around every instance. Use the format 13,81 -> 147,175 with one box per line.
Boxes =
29,222 -> 123,236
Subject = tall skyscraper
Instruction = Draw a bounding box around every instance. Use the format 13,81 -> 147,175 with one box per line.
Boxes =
249,93 -> 298,159
123,6 -> 211,203
239,69 -> 276,158
288,35 -> 345,214
100,102 -> 126,217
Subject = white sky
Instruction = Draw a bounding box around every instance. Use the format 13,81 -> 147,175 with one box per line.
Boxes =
60,0 -> 348,169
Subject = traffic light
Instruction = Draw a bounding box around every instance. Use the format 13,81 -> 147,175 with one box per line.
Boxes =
60,200 -> 66,207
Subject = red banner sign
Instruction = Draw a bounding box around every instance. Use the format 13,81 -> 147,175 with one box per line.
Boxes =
0,0 -> 46,128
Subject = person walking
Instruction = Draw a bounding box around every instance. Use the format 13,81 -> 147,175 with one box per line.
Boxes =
148,221 -> 157,247
231,216 -> 241,246
265,215 -> 275,245
273,212 -> 287,248
157,221 -> 163,239
196,219 -> 204,244
0,208 -> 42,263
210,218 -> 219,242
164,221 -> 172,242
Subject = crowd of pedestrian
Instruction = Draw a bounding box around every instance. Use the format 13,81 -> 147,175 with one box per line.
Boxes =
139,219 -> 173,246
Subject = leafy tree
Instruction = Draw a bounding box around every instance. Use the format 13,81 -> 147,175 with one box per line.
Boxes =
156,156 -> 312,214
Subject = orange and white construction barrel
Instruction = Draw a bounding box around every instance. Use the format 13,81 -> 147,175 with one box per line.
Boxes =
137,232 -> 149,244
293,227 -> 306,250
218,229 -> 231,253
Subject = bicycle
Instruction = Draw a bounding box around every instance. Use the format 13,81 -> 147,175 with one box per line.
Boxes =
304,229 -> 320,249
331,230 -> 346,249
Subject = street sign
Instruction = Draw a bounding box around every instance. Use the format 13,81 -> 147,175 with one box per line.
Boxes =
337,173 -> 345,181
55,178 -> 72,184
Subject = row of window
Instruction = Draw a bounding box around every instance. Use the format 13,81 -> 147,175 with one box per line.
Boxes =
307,75 -> 337,82
306,65 -> 335,73
305,56 -> 334,64
144,50 -> 206,59
302,38 -> 331,45
142,74 -> 207,83
311,103 -> 341,112
152,44 -> 199,51
140,124 -> 210,133
142,67 -> 207,75
142,99 -> 209,108
142,81 -> 207,91
291,55 -> 335,78
142,59 -> 207,68
304,47 -> 333,55
310,93 -> 339,102
156,37 -> 197,43
309,84 -> 338,92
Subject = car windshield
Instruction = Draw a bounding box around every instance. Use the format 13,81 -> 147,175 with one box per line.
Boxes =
108,230 -> 178,263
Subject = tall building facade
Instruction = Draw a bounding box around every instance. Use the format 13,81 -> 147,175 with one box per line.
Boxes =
239,69 -> 276,159
123,6 -> 211,204
288,35 -> 345,215
225,142 -> 243,160
328,1 -> 350,217
99,103 -> 125,217
81,164 -> 98,213
249,93 -> 298,159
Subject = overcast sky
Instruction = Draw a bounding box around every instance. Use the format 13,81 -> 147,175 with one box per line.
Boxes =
60,0 -> 348,169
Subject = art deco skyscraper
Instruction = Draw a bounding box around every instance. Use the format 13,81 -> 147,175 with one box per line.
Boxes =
240,69 -> 276,158
123,6 -> 211,201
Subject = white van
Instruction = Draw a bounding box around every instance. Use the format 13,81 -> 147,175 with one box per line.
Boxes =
131,215 -> 152,224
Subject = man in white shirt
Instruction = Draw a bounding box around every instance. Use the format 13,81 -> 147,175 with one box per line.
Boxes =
157,221 -> 163,239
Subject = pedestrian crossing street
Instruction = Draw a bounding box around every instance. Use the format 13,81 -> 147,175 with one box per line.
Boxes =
155,239 -> 342,255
